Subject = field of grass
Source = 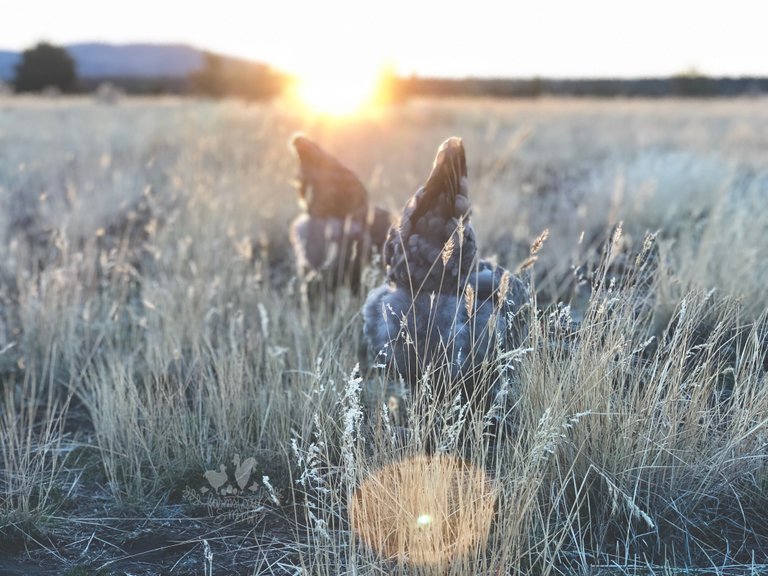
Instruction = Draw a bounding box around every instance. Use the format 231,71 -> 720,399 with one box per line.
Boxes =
1,95 -> 767,575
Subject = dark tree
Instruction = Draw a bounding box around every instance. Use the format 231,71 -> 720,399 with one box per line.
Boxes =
189,52 -> 285,100
189,53 -> 225,97
14,42 -> 77,93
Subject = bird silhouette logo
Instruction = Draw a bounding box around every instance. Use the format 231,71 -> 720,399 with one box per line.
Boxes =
199,455 -> 261,495
232,454 -> 258,491
201,464 -> 229,493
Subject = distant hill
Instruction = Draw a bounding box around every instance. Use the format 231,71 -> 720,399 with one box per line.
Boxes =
0,50 -> 18,81
66,43 -> 205,78
0,43 -> 206,81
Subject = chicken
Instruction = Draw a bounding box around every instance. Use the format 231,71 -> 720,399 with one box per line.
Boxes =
289,134 -> 392,292
362,138 -> 529,403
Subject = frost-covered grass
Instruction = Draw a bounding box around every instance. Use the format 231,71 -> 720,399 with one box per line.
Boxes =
0,96 -> 767,575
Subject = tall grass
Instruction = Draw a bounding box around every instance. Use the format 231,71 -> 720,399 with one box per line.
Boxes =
1,349 -> 70,533
0,96 -> 766,573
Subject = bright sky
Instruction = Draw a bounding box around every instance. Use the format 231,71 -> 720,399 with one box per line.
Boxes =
3,0 -> 768,78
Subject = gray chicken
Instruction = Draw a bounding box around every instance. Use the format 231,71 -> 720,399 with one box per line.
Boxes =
362,138 -> 529,403
289,135 -> 392,293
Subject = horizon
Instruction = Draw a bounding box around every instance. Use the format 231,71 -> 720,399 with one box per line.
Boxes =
3,0 -> 768,80
6,40 -> 768,81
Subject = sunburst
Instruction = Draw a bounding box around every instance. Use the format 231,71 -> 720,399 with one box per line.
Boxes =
292,64 -> 383,117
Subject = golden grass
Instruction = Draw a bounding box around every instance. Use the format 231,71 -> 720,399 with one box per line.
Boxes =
0,96 -> 767,574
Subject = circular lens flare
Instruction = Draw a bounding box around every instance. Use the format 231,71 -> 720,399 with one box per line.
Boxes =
350,455 -> 496,566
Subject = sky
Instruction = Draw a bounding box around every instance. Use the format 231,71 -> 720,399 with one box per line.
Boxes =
2,0 -> 768,78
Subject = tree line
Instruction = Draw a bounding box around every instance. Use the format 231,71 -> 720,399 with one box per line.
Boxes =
9,42 -> 768,99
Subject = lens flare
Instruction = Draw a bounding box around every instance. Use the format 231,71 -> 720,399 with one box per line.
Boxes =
350,455 -> 496,566
416,514 -> 432,527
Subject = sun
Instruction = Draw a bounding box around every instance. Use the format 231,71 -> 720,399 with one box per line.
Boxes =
292,64 -> 384,117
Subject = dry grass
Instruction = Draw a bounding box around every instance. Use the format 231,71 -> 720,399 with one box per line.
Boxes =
0,95 -> 767,574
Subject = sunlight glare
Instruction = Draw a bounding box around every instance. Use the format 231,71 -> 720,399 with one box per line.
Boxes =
293,65 -> 383,117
